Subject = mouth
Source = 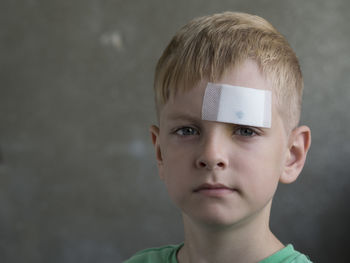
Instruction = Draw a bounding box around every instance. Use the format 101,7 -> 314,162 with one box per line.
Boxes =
193,183 -> 237,197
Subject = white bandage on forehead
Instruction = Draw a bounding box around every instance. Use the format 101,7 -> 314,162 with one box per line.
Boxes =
202,83 -> 272,128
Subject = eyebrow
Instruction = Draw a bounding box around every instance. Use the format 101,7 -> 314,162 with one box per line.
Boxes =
166,113 -> 201,123
167,112 -> 265,128
165,112 -> 269,132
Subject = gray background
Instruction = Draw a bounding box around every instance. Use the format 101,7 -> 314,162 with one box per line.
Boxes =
1,0 -> 349,262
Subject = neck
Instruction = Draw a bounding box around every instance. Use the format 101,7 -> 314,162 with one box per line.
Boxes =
177,201 -> 283,263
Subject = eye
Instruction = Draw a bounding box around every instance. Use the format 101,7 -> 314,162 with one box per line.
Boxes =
174,126 -> 199,136
234,126 -> 258,137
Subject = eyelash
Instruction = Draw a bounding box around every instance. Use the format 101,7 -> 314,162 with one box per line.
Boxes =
173,126 -> 200,136
233,126 -> 260,137
173,126 -> 260,137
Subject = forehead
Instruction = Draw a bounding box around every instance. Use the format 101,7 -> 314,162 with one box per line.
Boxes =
218,59 -> 271,91
160,59 -> 273,121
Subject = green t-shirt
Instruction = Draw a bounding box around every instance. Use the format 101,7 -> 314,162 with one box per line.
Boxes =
123,243 -> 312,263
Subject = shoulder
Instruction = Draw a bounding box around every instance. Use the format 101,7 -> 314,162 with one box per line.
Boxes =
260,244 -> 313,263
287,253 -> 313,263
123,244 -> 183,263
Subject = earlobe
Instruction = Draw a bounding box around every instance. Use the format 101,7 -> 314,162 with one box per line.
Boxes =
149,125 -> 164,178
280,125 -> 311,184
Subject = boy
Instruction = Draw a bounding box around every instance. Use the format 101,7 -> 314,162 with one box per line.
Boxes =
125,12 -> 312,263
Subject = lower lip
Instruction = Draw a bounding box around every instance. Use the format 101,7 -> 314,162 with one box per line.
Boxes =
195,188 -> 235,197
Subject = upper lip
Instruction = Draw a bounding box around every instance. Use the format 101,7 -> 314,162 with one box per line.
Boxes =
194,183 -> 234,192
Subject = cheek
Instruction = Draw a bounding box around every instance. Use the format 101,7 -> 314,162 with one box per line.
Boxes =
233,142 -> 285,196
162,143 -> 191,170
161,136 -> 197,171
160,143 -> 194,195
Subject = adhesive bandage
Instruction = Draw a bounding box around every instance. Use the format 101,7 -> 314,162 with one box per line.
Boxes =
202,83 -> 272,128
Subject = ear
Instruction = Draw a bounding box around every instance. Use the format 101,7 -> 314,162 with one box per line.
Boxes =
149,125 -> 164,180
280,125 -> 311,184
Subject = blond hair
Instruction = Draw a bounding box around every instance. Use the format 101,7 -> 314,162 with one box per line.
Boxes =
154,12 -> 303,131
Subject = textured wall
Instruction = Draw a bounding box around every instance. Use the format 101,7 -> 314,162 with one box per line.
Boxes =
1,0 -> 349,262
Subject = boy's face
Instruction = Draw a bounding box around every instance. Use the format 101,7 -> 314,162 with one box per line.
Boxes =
152,60 -> 291,227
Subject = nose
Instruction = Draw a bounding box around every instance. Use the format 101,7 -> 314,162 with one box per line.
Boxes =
195,130 -> 228,170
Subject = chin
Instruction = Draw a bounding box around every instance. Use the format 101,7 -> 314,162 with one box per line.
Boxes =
191,211 -> 245,229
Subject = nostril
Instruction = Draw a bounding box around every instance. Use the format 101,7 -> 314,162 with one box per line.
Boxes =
199,161 -> 207,168
197,160 -> 226,169
217,162 -> 225,168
